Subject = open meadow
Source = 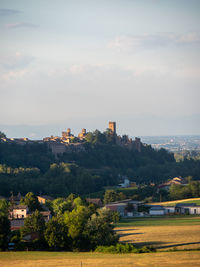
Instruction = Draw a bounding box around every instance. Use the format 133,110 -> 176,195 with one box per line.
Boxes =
0,251 -> 200,267
0,216 -> 200,266
115,216 -> 200,251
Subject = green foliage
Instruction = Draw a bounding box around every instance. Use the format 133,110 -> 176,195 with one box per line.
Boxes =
0,213 -> 10,250
84,208 -> 119,249
44,216 -> 70,250
51,198 -> 72,215
0,131 -> 6,138
169,181 -> 200,200
104,190 -> 124,204
21,192 -> 41,212
21,210 -> 45,239
0,199 -> 9,216
95,243 -> 155,253
64,205 -> 89,240
0,131 -> 200,200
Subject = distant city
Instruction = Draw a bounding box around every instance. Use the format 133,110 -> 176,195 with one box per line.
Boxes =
141,135 -> 200,152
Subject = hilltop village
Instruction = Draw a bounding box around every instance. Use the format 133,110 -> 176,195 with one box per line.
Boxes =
1,122 -> 142,155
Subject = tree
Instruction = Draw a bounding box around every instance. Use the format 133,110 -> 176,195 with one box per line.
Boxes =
0,131 -> 6,139
104,190 -> 120,204
0,199 -> 9,216
21,210 -> 45,239
64,205 -> 89,240
44,216 -> 70,250
52,198 -> 72,215
0,214 -> 10,250
84,208 -> 119,249
21,192 -> 41,212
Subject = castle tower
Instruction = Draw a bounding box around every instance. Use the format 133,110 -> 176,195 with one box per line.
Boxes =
67,128 -> 71,136
78,128 -> 87,140
108,121 -> 116,134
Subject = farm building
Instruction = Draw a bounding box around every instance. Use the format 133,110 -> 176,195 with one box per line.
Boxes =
175,203 -> 200,215
105,199 -> 142,217
149,206 -> 165,215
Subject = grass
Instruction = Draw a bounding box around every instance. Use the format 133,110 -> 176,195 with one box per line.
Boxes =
115,216 -> 200,251
149,197 -> 200,206
116,225 -> 200,251
114,215 -> 200,227
0,251 -> 200,267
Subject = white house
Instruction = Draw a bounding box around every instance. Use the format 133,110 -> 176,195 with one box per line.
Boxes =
175,203 -> 200,215
149,205 -> 165,215
164,206 -> 175,214
119,178 -> 130,188
9,205 -> 29,219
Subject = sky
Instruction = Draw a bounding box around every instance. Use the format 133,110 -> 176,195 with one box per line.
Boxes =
0,0 -> 200,138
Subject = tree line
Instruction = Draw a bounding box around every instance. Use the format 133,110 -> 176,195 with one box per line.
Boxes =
0,130 -> 200,198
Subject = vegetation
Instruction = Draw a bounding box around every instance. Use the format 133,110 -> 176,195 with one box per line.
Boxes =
0,251 -> 200,267
0,129 -> 200,200
115,216 -> 200,227
3,195 -> 118,252
95,243 -> 155,253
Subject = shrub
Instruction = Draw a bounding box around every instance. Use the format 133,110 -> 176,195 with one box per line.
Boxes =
95,243 -> 155,253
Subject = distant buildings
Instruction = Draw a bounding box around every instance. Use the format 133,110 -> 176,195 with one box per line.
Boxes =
0,121 -> 143,155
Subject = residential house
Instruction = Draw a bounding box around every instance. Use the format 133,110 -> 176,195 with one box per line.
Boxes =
9,205 -> 29,219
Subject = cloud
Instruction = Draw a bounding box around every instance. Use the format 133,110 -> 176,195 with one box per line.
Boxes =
108,32 -> 200,52
5,22 -> 38,29
0,8 -> 21,16
0,52 -> 35,70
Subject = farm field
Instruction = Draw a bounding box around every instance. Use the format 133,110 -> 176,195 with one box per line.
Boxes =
0,251 -> 200,267
149,197 -> 200,206
115,215 -> 200,227
115,216 -> 200,251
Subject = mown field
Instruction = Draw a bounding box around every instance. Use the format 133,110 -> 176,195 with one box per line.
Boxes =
0,251 -> 200,267
115,216 -> 200,251
149,197 -> 200,206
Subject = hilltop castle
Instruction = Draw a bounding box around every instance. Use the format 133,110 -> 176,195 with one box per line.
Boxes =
42,121 -> 142,155
0,122 -> 142,155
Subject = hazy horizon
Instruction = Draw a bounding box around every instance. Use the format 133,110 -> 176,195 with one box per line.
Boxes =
1,0 -> 200,138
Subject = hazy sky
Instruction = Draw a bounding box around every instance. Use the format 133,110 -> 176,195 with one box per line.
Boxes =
0,0 -> 200,138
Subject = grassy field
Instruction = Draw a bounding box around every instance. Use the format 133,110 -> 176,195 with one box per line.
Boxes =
149,197 -> 200,206
0,251 -> 200,267
115,216 -> 200,251
115,215 -> 200,227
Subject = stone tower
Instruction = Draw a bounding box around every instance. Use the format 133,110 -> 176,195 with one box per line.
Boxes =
108,121 -> 116,134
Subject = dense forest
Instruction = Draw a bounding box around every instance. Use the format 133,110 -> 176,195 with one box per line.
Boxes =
0,130 -> 200,198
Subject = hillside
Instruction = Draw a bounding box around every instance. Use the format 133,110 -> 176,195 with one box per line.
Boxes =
0,130 -> 200,197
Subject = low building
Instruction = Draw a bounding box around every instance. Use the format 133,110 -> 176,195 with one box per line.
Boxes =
105,199 -> 142,217
37,195 -> 53,204
118,178 -> 130,188
175,203 -> 200,215
164,206 -> 175,214
149,205 -> 165,215
40,211 -> 52,222
9,205 -> 29,219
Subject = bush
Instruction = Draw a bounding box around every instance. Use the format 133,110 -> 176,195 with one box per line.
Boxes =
95,243 -> 155,253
